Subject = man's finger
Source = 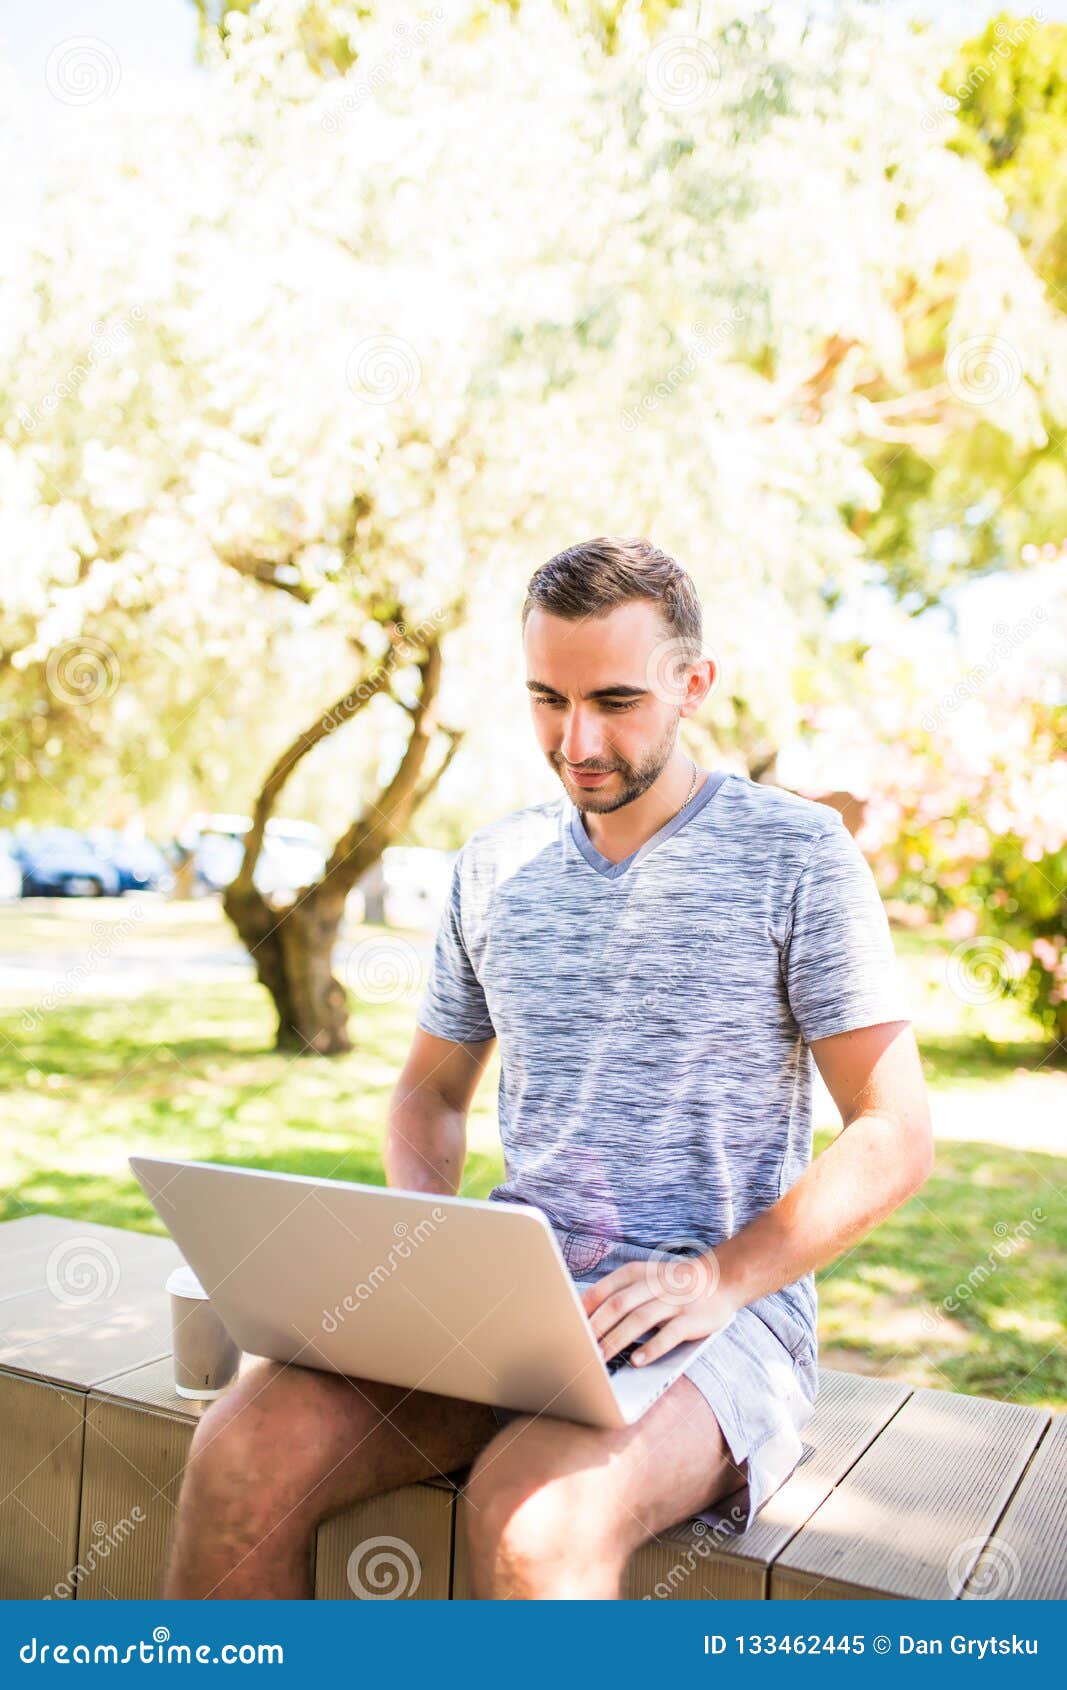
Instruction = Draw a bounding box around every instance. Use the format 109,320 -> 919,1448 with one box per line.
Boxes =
586,1277 -> 658,1340
598,1299 -> 673,1363
579,1261 -> 642,1316
631,1313 -> 693,1367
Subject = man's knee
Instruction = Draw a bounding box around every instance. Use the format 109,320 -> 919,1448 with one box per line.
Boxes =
183,1360 -> 376,1519
463,1419 -> 630,1575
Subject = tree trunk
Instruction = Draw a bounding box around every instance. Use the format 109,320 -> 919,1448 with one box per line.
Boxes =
220,615 -> 464,1055
223,879 -> 352,1054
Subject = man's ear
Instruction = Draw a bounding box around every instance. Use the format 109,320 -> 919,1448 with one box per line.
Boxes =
680,655 -> 717,718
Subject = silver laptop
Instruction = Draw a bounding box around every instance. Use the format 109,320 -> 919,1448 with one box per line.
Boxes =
129,1157 -> 734,1429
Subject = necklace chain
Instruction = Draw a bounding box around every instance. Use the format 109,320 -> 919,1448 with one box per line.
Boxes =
675,756 -> 698,818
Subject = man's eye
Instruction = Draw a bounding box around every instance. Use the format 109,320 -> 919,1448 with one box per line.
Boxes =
531,697 -> 639,711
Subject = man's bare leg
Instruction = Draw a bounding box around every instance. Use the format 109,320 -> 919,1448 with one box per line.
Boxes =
164,1357 -> 498,1599
463,1375 -> 747,1598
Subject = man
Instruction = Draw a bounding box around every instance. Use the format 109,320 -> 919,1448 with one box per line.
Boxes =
165,536 -> 932,1600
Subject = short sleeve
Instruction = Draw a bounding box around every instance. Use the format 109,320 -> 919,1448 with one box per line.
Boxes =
415,853 -> 496,1044
783,819 -> 913,1043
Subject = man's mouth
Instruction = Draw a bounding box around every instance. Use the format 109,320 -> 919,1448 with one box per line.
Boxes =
566,767 -> 613,787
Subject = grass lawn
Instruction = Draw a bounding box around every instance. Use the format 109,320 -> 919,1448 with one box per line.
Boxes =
1,908 -> 1063,1412
0,896 -> 237,956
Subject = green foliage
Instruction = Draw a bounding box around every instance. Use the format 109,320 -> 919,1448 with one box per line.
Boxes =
191,0 -> 364,73
9,0 -> 1067,832
945,12 -> 1067,296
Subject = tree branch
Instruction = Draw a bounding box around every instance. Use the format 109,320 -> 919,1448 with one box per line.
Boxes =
220,553 -> 318,603
789,333 -> 859,408
759,333 -> 859,422
409,724 -> 464,813
319,634 -> 447,896
232,644 -> 400,895
861,382 -> 953,419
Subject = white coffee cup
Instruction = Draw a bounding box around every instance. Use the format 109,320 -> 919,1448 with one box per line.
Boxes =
166,1263 -> 241,1400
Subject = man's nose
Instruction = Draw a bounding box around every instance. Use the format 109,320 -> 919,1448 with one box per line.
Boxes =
559,707 -> 605,765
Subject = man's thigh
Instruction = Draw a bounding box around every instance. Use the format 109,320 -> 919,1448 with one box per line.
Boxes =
200,1356 -> 501,1521
466,1374 -> 745,1552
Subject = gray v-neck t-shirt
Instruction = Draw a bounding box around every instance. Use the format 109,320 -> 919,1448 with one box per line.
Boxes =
416,769 -> 913,1357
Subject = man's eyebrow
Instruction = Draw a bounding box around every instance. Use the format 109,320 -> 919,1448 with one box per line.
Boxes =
525,680 -> 649,700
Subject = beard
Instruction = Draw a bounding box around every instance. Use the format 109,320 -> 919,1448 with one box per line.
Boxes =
551,715 -> 681,814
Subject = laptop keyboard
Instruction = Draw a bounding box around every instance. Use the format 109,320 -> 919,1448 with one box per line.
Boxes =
574,1286 -> 653,1376
605,1339 -> 643,1375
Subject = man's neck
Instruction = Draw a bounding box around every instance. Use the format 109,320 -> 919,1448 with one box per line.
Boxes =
577,757 -> 705,865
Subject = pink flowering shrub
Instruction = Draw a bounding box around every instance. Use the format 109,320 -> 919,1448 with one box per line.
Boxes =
804,643 -> 1067,1045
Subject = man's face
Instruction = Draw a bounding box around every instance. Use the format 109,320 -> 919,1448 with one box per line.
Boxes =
523,599 -> 713,814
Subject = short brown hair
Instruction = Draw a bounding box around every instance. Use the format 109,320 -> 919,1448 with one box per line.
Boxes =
522,536 -> 702,657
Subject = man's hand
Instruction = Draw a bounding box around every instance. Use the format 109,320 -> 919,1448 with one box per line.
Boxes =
581,1251 -> 738,1368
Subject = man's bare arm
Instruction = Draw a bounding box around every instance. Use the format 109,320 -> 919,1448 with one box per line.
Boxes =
586,1018 -> 934,1364
384,1026 -> 496,1196
715,1018 -> 934,1308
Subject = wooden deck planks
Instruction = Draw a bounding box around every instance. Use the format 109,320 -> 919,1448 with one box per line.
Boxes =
771,1386 -> 1049,1600
962,1411 -> 1067,1601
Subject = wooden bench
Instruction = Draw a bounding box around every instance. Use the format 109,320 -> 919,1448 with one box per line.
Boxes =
1,1216 -> 1062,1600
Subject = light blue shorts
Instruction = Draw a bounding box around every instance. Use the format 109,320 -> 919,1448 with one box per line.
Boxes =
491,1227 -> 818,1535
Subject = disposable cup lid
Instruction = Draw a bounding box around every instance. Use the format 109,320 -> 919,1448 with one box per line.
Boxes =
166,1263 -> 209,1300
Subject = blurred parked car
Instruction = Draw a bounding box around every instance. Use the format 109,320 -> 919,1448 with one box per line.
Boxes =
358,846 -> 456,929
12,829 -> 121,898
85,828 -> 175,894
177,813 -> 327,900
0,841 -> 21,900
